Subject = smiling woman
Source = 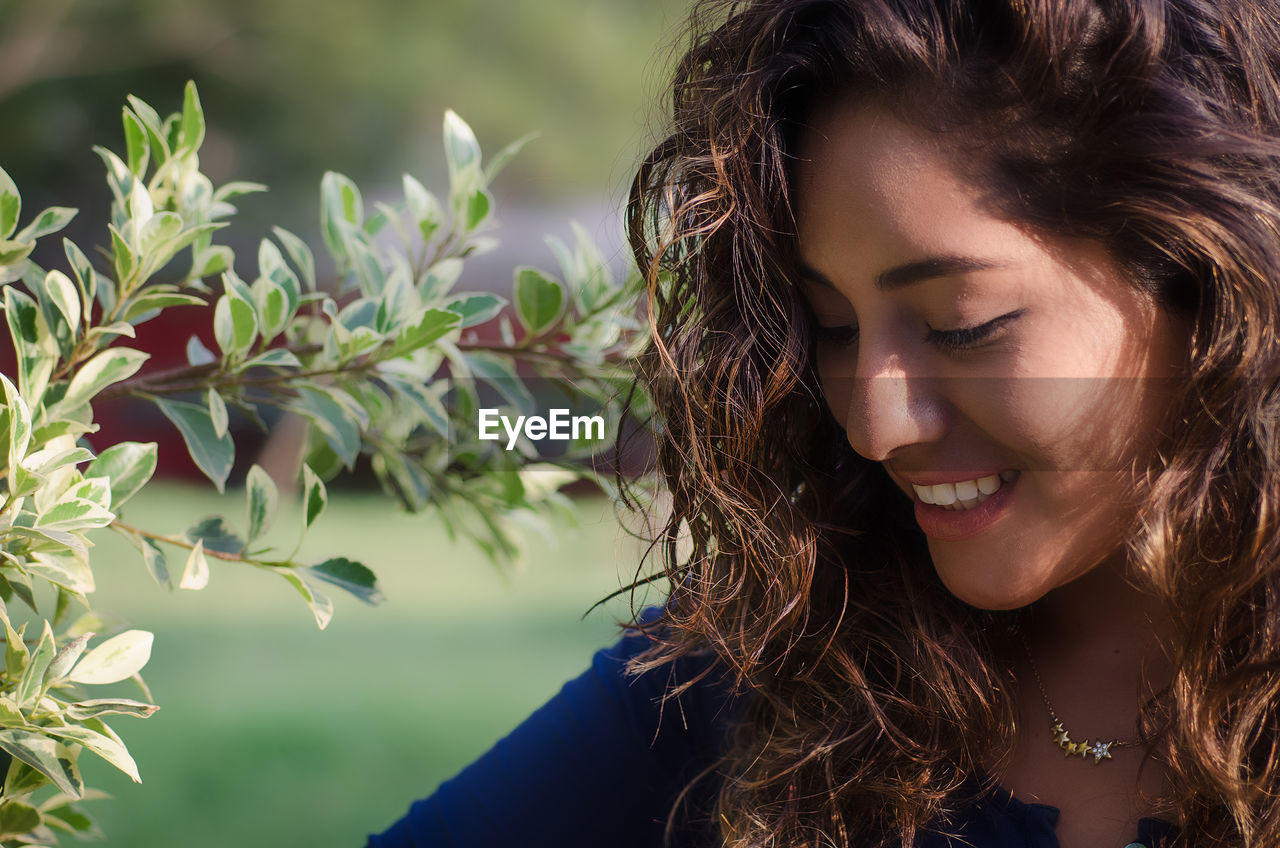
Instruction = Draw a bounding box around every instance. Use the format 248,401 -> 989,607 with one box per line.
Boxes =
366,1 -> 1280,847
793,98 -> 1191,611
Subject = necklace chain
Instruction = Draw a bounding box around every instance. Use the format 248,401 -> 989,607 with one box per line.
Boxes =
1020,637 -> 1140,764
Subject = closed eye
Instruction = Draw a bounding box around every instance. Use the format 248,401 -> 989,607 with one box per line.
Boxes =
925,309 -> 1025,352
811,309 -> 1026,352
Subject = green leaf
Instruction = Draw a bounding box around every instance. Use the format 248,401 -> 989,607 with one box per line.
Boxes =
2,373 -> 33,468
41,270 -> 81,339
444,293 -> 506,328
483,130 -> 538,184
269,567 -> 333,630
186,334 -> 216,366
271,226 -> 316,292
108,224 -> 137,285
245,465 -> 278,543
0,165 -> 20,239
179,80 -> 205,153
391,308 -> 461,357
179,540 -> 210,590
42,801 -> 99,837
41,725 -> 141,783
122,107 -> 149,177
4,287 -> 56,404
253,277 -> 289,340
121,291 -> 206,322
193,243 -> 234,279
245,348 -> 301,368
16,623 -> 55,708
320,172 -> 362,260
402,174 -> 442,243
207,387 -> 228,439
0,799 -> 41,837
443,110 -> 481,179
213,290 -> 258,357
65,698 -> 158,721
37,498 -> 114,531
0,695 -> 23,726
302,463 -> 327,530
14,207 -> 76,244
62,240 -> 97,321
465,188 -> 492,231
183,516 -> 244,555
0,238 -> 34,273
155,398 -> 235,492
0,730 -> 80,798
4,620 -> 28,682
60,347 -> 149,412
125,94 -> 170,163
384,376 -> 450,438
293,386 -> 362,469
45,632 -> 93,684
419,257 -> 464,301
513,266 -> 565,337
140,538 -> 168,587
86,442 -> 157,508
306,557 -> 384,605
67,630 -> 153,685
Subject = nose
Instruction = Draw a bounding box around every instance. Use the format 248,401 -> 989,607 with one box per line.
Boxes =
834,348 -> 949,463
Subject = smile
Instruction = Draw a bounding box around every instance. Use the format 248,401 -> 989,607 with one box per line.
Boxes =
911,470 -> 1020,511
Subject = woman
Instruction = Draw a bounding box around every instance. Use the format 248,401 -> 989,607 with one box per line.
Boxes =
368,0 -> 1280,845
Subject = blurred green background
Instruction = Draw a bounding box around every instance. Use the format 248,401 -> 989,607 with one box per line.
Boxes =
79,482 -> 659,846
0,0 -> 688,844
2,0 -> 690,276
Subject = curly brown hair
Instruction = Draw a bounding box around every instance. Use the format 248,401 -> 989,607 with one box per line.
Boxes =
623,0 -> 1280,845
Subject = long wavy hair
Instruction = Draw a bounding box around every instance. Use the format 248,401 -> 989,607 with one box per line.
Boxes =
623,0 -> 1280,845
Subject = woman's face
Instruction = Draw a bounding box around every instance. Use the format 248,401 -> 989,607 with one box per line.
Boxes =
793,98 -> 1189,610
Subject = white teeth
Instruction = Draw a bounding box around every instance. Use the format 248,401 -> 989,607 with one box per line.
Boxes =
911,471 -> 1018,512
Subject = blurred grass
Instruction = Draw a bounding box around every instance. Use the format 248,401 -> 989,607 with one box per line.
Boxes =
66,479 -> 657,847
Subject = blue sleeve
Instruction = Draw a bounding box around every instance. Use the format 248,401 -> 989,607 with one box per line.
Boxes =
364,612 -> 735,848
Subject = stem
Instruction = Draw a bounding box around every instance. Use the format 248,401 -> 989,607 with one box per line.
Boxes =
113,519 -> 257,564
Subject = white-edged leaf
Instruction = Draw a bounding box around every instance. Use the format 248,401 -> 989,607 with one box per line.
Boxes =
0,729 -> 82,798
307,557 -> 384,605
60,348 -> 149,412
179,540 -> 209,590
154,398 -> 234,492
270,567 -> 333,630
85,441 -> 157,508
65,698 -> 158,721
207,388 -> 228,439
41,725 -> 141,783
245,464 -> 278,542
302,463 -> 327,530
66,630 -> 153,685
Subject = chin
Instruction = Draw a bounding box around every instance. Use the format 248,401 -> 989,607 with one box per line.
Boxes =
932,564 -> 1047,611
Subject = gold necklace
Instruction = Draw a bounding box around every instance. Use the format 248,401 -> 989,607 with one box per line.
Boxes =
1021,640 -> 1140,764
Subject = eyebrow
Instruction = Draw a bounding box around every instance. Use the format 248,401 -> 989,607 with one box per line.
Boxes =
798,255 -> 1007,291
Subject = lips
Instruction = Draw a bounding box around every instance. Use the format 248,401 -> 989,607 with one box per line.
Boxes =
908,471 -> 1019,541
911,470 -> 1021,510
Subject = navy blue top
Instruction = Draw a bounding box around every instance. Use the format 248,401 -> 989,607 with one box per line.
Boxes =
365,615 -> 1178,847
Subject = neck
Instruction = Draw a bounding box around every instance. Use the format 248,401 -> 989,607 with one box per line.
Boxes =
1018,559 -> 1175,748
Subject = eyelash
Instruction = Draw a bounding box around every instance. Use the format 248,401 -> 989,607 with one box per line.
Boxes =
812,310 -> 1025,353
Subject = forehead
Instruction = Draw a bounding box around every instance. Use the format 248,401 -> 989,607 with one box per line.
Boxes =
790,96 -> 1039,274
